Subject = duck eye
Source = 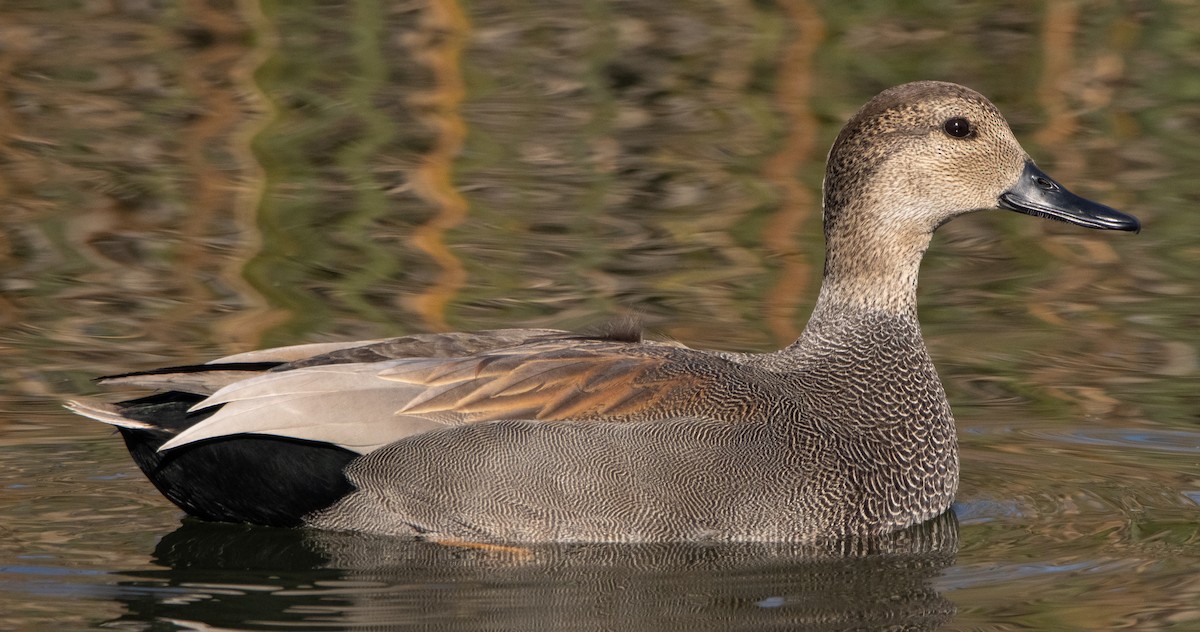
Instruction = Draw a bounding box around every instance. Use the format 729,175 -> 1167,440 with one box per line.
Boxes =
943,117 -> 973,138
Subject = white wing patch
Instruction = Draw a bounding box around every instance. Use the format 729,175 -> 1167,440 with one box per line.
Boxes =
159,361 -> 448,454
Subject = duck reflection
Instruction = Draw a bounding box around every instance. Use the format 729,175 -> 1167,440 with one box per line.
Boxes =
108,511 -> 958,630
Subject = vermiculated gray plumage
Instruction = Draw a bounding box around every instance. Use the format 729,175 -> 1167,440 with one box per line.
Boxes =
308,308 -> 955,542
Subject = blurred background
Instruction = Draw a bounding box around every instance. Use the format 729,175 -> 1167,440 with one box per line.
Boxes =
1,1 -> 1197,629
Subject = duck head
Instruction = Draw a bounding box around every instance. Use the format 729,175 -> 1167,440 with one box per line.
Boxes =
819,81 -> 1139,302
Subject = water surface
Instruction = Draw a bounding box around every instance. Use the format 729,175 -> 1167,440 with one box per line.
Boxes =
1,1 -> 1198,629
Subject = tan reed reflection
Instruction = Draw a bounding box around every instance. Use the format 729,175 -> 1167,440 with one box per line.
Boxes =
761,0 -> 823,345
175,0 -> 290,351
1034,0 -> 1084,179
407,0 -> 472,332
208,0 -> 295,350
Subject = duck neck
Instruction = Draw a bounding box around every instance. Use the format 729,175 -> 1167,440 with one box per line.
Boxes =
811,220 -> 932,321
768,203 -> 940,373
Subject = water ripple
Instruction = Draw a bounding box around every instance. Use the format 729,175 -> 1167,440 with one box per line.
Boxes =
1027,427 -> 1200,455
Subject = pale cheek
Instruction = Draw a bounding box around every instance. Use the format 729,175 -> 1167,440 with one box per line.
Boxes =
897,172 -> 990,217
961,177 -> 1006,210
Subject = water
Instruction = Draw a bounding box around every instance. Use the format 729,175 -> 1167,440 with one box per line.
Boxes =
2,1 -> 1198,629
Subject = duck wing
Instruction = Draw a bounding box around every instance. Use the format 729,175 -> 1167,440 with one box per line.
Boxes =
94,328 -> 577,396
382,340 -> 689,422
155,336 -> 711,455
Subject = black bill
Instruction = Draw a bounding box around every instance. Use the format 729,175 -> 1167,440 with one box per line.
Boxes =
999,161 -> 1140,232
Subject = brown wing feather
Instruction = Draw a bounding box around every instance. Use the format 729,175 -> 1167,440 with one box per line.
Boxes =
280,328 -> 576,369
381,341 -> 698,424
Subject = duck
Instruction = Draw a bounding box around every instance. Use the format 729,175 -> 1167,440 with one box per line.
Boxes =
67,81 -> 1139,543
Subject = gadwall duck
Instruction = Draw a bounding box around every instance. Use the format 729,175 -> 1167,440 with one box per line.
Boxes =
68,81 -> 1139,542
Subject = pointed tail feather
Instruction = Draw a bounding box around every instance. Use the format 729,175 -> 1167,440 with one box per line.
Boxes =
64,399 -> 157,430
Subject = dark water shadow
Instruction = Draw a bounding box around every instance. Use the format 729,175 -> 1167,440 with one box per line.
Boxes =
107,512 -> 959,630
